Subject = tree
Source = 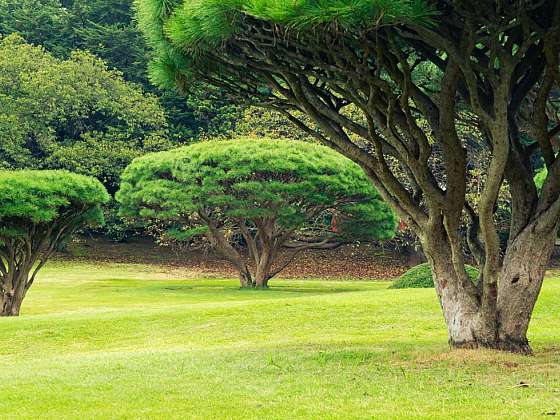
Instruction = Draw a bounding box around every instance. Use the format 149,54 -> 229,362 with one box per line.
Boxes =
137,0 -> 560,353
0,0 -> 243,140
0,34 -> 171,194
0,170 -> 109,316
116,138 -> 395,287
233,107 -> 319,142
0,0 -> 72,57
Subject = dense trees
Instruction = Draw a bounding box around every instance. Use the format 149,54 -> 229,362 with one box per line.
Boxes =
137,0 -> 560,353
0,35 -> 172,194
0,170 -> 109,316
117,138 -> 395,287
0,0 -> 241,140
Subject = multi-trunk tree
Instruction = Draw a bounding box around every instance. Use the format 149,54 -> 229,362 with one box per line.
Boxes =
137,0 -> 560,353
0,170 -> 109,316
117,138 -> 395,287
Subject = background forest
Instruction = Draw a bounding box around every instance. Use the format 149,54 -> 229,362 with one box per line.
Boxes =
0,0 -> 312,241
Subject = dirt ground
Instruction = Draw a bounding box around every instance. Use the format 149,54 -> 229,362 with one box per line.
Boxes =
59,236 -> 411,280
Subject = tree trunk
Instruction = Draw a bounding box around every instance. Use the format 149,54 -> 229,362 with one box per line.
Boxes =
496,223 -> 557,353
254,240 -> 274,288
204,228 -> 255,288
0,272 -> 27,317
238,269 -> 254,288
254,257 -> 271,288
424,220 -> 557,355
428,250 -> 497,349
0,268 -> 30,316
0,292 -> 23,317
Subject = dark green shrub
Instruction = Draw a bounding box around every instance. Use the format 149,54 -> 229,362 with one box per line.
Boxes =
390,263 -> 479,289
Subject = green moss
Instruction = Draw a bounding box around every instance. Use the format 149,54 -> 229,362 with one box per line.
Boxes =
389,262 -> 479,289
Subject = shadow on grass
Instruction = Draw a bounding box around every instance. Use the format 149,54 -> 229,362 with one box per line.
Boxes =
93,279 -> 364,297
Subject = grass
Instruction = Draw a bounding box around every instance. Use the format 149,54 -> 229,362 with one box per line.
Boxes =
1,261 -> 560,419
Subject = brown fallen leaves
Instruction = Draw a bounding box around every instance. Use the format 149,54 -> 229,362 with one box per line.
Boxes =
61,237 -> 410,280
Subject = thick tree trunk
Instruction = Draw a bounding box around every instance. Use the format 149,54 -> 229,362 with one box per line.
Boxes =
254,258 -> 271,289
254,272 -> 271,288
238,269 -> 254,288
422,220 -> 557,355
428,251 -> 497,349
0,292 -> 23,317
0,271 -> 28,317
254,241 -> 274,288
496,223 -> 557,353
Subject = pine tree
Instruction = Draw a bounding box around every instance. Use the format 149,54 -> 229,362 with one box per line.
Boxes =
136,0 -> 560,353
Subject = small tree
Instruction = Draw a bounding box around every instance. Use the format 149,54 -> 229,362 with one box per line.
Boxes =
0,170 -> 109,316
117,138 -> 395,287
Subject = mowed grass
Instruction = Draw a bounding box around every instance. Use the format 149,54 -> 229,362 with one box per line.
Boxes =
1,262 -> 560,419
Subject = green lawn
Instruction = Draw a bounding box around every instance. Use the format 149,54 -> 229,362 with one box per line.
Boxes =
1,261 -> 560,419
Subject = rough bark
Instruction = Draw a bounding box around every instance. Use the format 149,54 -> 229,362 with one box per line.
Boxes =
254,242 -> 273,288
496,222 -> 558,353
0,270 -> 30,317
422,218 -> 559,355
1,292 -> 23,317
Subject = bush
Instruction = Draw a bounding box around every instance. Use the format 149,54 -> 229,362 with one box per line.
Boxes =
390,263 -> 479,289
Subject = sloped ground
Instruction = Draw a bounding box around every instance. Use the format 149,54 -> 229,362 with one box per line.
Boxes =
0,261 -> 559,419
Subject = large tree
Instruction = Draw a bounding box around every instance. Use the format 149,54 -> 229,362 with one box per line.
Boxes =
0,170 -> 109,316
136,0 -> 560,353
117,138 -> 395,287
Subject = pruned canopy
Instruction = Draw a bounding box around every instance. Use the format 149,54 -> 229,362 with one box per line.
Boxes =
117,138 -> 395,286
0,170 -> 109,227
0,170 -> 109,316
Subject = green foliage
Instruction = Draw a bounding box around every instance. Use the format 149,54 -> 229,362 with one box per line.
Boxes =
0,170 -> 109,315
117,137 -> 396,242
0,0 -> 243,140
233,107 -> 316,141
0,35 -> 172,193
136,0 -> 435,89
0,0 -> 151,83
390,263 -> 479,289
0,0 -> 72,56
535,167 -> 547,193
0,170 -> 109,229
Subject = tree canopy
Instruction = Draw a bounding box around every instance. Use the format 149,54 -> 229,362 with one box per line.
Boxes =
0,170 -> 109,316
117,138 -> 395,286
0,0 -> 243,140
0,34 -> 172,193
136,0 -> 560,353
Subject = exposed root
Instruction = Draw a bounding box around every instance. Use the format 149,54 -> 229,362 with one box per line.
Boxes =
451,339 -> 533,355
